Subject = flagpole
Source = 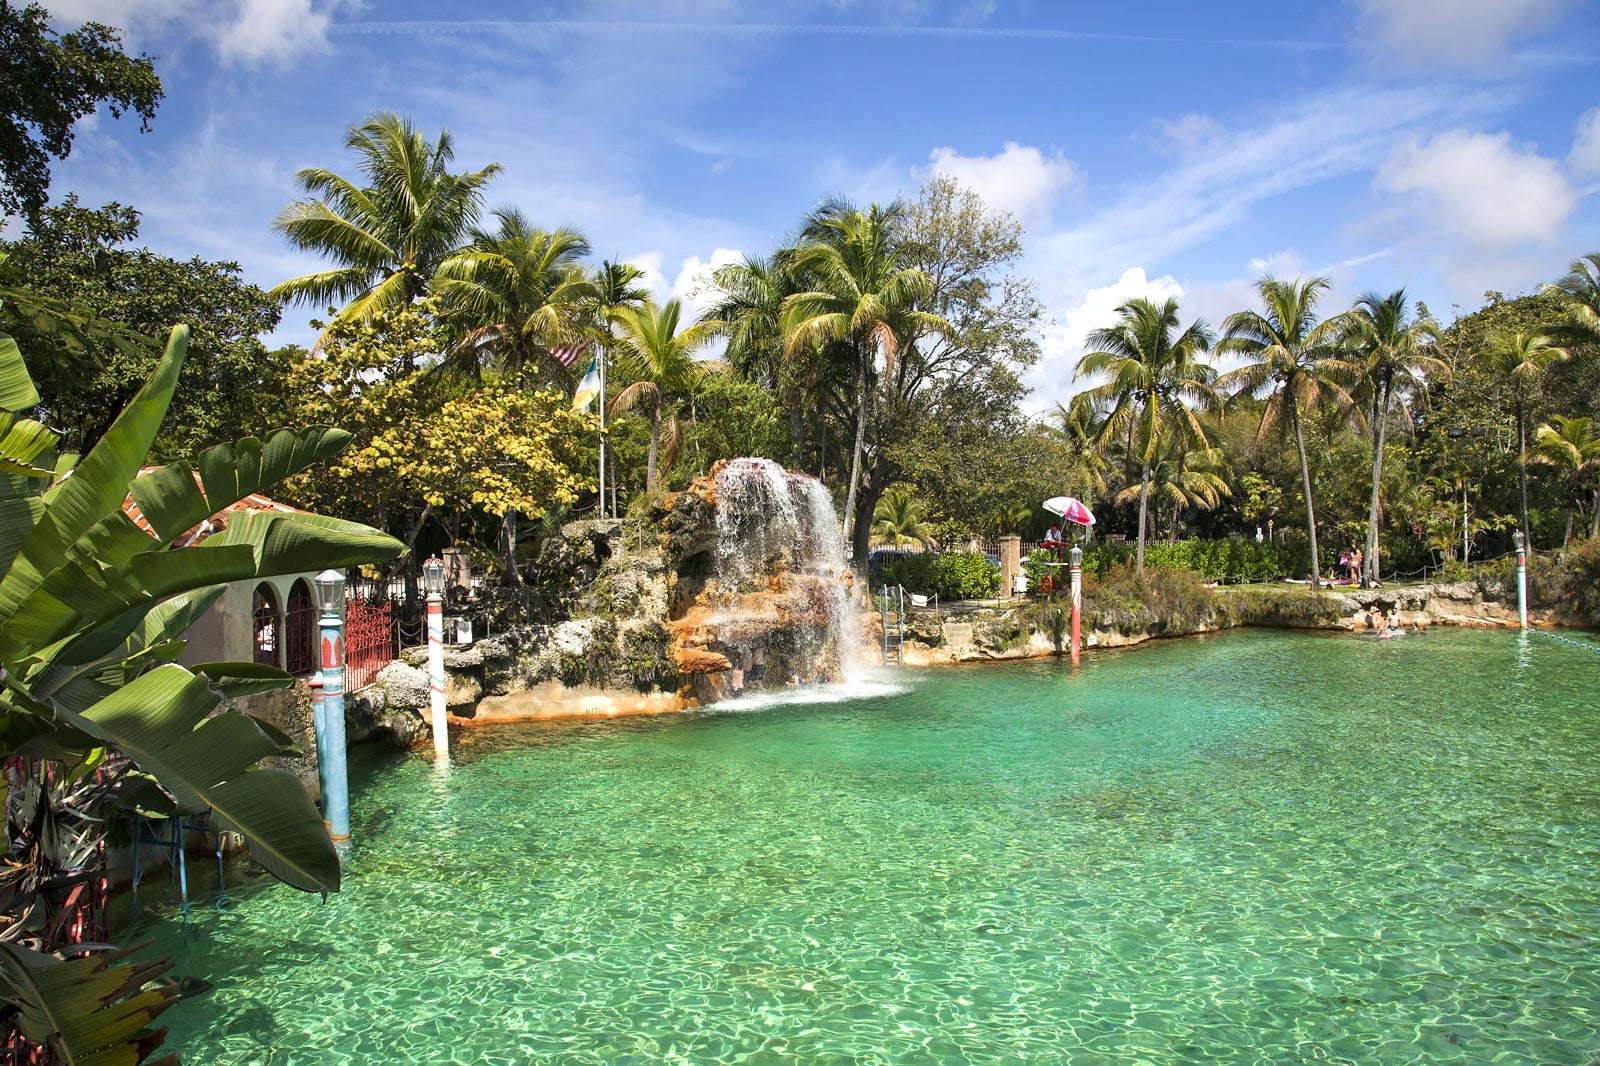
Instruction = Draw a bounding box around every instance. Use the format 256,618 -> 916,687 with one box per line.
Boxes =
598,343 -> 607,518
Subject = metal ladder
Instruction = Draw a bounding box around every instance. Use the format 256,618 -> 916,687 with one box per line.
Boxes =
880,585 -> 906,666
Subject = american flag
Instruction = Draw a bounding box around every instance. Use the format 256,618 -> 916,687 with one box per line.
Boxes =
553,345 -> 578,367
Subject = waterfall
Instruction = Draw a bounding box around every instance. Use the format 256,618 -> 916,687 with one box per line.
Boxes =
703,458 -> 863,688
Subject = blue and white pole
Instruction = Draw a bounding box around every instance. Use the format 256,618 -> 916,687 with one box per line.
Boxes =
1514,530 -> 1528,630
314,568 -> 351,841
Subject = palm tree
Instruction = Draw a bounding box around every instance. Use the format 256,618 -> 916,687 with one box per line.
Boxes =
1047,399 -> 1111,505
707,253 -> 810,464
1483,330 -> 1567,547
1074,296 -> 1219,572
432,209 -> 594,382
271,112 -> 500,332
608,299 -> 722,493
1218,276 -> 1357,586
870,489 -> 935,549
782,201 -> 949,561
1526,416 -> 1600,543
1541,252 -> 1600,344
1112,439 -> 1231,543
1344,290 -> 1447,584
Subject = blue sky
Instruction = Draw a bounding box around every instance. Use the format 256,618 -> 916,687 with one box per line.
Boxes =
43,0 -> 1600,412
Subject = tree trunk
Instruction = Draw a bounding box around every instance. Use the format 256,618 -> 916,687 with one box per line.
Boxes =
853,466 -> 886,564
1363,375 -> 1390,586
789,403 -> 805,470
1563,509 -> 1574,547
1591,486 -> 1599,539
1516,389 -> 1530,548
1135,458 -> 1152,573
500,509 -> 522,588
1291,398 -> 1322,585
646,402 -> 661,494
841,344 -> 870,564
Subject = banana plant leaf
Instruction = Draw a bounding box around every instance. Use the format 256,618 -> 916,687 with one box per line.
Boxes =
0,940 -> 195,1066
129,426 -> 352,546
191,661 -> 295,699
0,330 -> 41,411
57,665 -> 340,892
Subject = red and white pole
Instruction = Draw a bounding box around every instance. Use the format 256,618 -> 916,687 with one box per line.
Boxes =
1069,544 -> 1082,666
423,557 -> 448,759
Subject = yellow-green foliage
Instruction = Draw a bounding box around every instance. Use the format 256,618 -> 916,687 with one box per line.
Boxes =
281,302 -> 595,523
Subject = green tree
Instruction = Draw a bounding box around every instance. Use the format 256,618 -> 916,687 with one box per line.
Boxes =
0,197 -> 289,458
1483,329 -> 1566,547
1527,416 -> 1600,543
1219,276 -> 1356,585
1542,252 -> 1600,345
870,487 -> 934,548
1112,437 -> 1232,543
0,319 -> 402,1062
1344,289 -> 1446,583
433,208 -> 593,383
1075,296 -> 1219,572
1046,399 -> 1111,505
0,2 -> 161,223
279,302 -> 595,558
707,252 -> 810,464
608,298 -> 721,493
783,200 -> 949,558
271,112 -> 501,334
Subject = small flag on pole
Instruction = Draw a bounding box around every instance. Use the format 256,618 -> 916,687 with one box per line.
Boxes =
553,345 -> 578,367
572,356 -> 601,412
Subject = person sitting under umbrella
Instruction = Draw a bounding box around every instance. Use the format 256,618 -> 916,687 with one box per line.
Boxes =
1044,524 -> 1061,543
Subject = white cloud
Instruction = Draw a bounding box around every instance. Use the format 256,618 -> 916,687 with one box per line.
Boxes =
1151,113 -> 1223,152
626,248 -> 743,316
215,0 -> 337,65
673,248 -> 743,316
1027,267 -> 1186,413
1349,0 -> 1569,68
1246,249 -> 1306,277
916,141 -> 1078,226
1035,84 -> 1489,297
1571,106 -> 1600,178
627,250 -> 669,302
1374,129 -> 1575,246
47,0 -> 341,66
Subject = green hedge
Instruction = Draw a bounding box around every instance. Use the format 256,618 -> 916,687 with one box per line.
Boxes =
874,551 -> 1000,600
1087,539 -> 1321,582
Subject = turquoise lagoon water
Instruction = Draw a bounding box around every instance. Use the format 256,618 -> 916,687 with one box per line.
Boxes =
125,628 -> 1600,1065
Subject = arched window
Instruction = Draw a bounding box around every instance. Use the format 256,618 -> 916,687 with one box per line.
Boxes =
285,579 -> 317,676
252,584 -> 281,668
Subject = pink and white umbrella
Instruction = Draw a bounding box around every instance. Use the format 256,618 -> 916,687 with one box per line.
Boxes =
1042,496 -> 1096,526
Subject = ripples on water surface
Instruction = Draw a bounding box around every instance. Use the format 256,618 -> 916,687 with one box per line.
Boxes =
124,628 -> 1600,1064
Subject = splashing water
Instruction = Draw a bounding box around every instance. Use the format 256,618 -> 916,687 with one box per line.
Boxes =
704,458 -> 864,686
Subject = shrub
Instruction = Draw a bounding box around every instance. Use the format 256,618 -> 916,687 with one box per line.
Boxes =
1024,595 -> 1070,653
1082,563 -> 1216,634
875,550 -> 999,600
1567,539 -> 1600,626
1216,587 -> 1342,627
1077,538 -> 1333,583
932,551 -> 1000,599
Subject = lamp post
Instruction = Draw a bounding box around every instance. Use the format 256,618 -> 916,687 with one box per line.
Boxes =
423,556 -> 448,758
1513,529 -> 1528,630
313,569 -> 350,842
1069,543 -> 1083,667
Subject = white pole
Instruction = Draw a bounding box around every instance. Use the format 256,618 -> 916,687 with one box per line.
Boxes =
1515,531 -> 1528,630
427,589 -> 447,758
